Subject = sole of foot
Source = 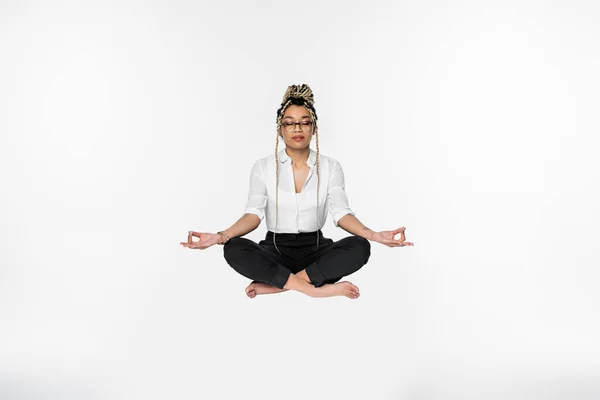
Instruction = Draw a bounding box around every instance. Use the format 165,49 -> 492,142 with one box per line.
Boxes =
245,281 -> 284,298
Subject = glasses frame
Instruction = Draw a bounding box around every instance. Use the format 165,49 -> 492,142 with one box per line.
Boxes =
281,120 -> 313,132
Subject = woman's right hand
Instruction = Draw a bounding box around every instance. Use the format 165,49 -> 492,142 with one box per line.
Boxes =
180,231 -> 222,249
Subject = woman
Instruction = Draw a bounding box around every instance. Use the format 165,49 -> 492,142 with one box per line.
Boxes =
180,84 -> 414,299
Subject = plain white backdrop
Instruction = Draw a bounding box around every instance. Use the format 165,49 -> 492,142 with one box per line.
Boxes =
1,1 -> 599,399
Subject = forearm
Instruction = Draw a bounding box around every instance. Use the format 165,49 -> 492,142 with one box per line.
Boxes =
220,213 -> 261,243
337,214 -> 375,240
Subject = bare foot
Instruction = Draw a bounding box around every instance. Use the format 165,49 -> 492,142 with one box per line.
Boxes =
245,281 -> 286,298
312,281 -> 360,299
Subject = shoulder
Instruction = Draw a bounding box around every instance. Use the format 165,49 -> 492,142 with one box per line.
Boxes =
317,152 -> 339,167
315,152 -> 337,165
253,152 -> 277,170
316,152 -> 343,175
256,152 -> 276,164
248,153 -> 277,178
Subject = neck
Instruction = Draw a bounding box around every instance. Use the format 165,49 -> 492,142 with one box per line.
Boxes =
285,146 -> 310,167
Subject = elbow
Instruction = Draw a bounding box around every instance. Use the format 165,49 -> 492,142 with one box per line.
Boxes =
245,212 -> 262,230
335,212 -> 355,228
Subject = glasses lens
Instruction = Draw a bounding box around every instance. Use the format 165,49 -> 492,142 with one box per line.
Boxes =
300,121 -> 312,131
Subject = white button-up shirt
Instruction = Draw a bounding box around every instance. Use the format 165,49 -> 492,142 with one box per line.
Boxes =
244,148 -> 355,233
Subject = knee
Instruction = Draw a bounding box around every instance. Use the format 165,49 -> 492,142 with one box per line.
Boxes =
351,236 -> 371,263
222,237 -> 246,261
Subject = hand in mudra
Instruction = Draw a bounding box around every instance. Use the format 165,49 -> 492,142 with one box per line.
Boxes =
180,231 -> 221,249
372,227 -> 414,248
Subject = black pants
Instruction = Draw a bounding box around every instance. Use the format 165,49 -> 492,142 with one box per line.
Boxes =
223,230 -> 371,289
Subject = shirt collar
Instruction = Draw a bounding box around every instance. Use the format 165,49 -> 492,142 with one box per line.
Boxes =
278,148 -> 316,167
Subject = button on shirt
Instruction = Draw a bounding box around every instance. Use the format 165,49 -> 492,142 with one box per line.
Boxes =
244,148 -> 355,233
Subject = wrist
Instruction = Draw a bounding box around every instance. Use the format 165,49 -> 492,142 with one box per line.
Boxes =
217,231 -> 230,245
361,228 -> 376,241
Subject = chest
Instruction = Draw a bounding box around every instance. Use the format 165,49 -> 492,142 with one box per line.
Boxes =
292,165 -> 310,194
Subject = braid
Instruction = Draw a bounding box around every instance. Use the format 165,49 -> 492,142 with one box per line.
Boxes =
281,83 -> 314,105
275,98 -> 292,232
274,84 -> 320,248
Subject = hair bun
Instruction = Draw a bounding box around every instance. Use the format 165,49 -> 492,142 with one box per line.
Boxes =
281,84 -> 315,105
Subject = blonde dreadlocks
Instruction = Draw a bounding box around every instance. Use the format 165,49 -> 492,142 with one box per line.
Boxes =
273,84 -> 322,254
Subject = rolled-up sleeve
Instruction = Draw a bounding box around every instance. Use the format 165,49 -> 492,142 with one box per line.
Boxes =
327,161 -> 355,227
244,160 -> 267,221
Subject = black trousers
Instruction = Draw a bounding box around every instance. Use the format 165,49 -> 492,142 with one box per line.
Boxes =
223,230 -> 371,289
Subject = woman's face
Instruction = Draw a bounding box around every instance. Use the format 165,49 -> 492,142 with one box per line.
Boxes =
280,105 -> 314,149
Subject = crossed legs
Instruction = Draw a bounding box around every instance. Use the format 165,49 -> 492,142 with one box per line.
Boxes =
223,236 -> 370,300
245,269 -> 360,299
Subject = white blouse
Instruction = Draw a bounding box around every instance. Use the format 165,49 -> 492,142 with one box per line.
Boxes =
244,148 -> 355,233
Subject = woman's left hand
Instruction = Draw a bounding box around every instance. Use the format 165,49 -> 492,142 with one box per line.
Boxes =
372,227 -> 414,247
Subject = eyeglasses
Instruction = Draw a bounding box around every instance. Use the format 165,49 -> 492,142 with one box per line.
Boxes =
282,121 -> 313,132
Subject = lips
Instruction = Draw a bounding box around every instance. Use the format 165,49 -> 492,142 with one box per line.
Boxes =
292,136 -> 305,140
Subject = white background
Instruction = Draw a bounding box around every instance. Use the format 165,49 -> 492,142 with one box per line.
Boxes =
1,1 -> 599,399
